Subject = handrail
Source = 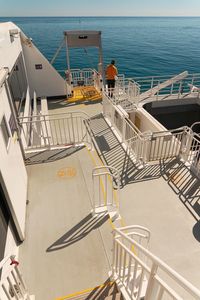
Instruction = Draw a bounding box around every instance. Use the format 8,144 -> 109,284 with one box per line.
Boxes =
17,92 -> 25,114
92,165 -> 120,214
92,165 -> 120,189
92,165 -> 120,176
18,110 -> 91,120
114,227 -> 200,298
0,254 -> 32,300
0,254 -> 13,270
103,93 -> 146,165
191,122 -> 200,131
133,72 -> 200,81
186,131 -> 200,176
18,111 -> 92,151
103,91 -> 199,165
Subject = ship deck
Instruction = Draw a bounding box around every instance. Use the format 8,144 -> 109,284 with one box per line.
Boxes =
19,100 -> 200,300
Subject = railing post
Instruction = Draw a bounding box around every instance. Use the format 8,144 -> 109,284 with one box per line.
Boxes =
170,83 -> 173,95
156,81 -> 160,101
178,80 -> 183,99
151,77 -> 154,90
179,128 -> 193,162
144,263 -> 158,300
14,265 -> 31,300
43,115 -> 50,148
122,116 -> 126,143
191,74 -> 195,85
92,172 -> 96,214
111,230 -> 116,278
141,132 -> 152,165
70,112 -> 75,143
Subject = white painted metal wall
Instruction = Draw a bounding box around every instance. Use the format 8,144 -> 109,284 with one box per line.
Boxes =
0,76 -> 27,244
0,22 -> 23,71
21,31 -> 68,98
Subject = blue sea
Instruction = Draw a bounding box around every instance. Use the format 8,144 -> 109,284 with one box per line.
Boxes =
1,17 -> 200,78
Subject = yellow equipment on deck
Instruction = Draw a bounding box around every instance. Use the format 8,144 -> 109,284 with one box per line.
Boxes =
67,86 -> 102,103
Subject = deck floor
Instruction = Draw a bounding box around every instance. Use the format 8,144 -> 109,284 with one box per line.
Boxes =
20,101 -> 200,298
19,146 -> 113,300
120,159 -> 200,288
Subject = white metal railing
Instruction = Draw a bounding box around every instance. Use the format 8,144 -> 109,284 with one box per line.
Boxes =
18,111 -> 92,152
64,68 -> 102,90
134,72 -> 200,101
186,132 -> 200,177
103,72 -> 200,105
145,126 -> 191,163
70,68 -> 94,87
0,255 -> 32,300
61,68 -> 103,96
23,87 -> 31,119
17,92 -> 25,116
92,166 -> 120,215
104,78 -> 140,110
112,226 -> 200,300
32,91 -> 38,116
124,119 -> 147,164
103,72 -> 200,109
103,94 -> 147,165
92,69 -> 103,92
21,88 -> 32,148
103,94 -> 200,166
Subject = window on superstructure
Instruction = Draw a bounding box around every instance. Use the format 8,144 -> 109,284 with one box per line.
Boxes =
9,29 -> 18,43
0,116 -> 11,148
8,53 -> 28,116
10,34 -> 14,43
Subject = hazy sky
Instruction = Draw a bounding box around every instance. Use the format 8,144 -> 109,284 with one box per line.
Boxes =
0,0 -> 200,17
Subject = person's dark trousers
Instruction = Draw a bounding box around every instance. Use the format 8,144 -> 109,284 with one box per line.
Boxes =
107,79 -> 115,97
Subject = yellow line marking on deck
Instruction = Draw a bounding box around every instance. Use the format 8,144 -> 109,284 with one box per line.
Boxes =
86,148 -> 126,229
56,281 -> 114,300
57,167 -> 77,178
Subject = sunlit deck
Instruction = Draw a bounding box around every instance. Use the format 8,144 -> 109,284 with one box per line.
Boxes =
19,145 -> 113,300
18,101 -> 200,300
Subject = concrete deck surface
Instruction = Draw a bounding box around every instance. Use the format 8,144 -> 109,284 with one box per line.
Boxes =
20,101 -> 200,299
119,159 -> 200,290
19,146 -> 113,300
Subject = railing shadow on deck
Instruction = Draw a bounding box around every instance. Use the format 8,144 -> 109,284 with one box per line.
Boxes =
160,157 -> 200,240
46,212 -> 109,252
59,279 -> 122,300
89,113 -> 161,188
83,280 -> 121,300
25,145 -> 84,165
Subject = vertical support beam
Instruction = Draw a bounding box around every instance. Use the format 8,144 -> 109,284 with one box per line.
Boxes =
144,263 -> 158,300
64,33 -> 73,96
65,34 -> 71,74
98,31 -> 105,86
4,78 -> 26,162
142,132 -> 152,165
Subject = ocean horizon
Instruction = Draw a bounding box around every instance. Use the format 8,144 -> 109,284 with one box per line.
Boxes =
1,16 -> 200,78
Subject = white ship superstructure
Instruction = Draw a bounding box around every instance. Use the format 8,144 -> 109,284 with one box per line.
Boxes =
0,21 -> 200,300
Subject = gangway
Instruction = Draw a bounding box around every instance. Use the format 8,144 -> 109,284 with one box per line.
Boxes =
50,31 -> 104,102
139,71 -> 188,101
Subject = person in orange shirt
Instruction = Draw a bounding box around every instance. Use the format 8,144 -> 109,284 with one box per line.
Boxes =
105,60 -> 118,97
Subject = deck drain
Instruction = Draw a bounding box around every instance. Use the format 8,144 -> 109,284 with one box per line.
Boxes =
57,167 -> 76,178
